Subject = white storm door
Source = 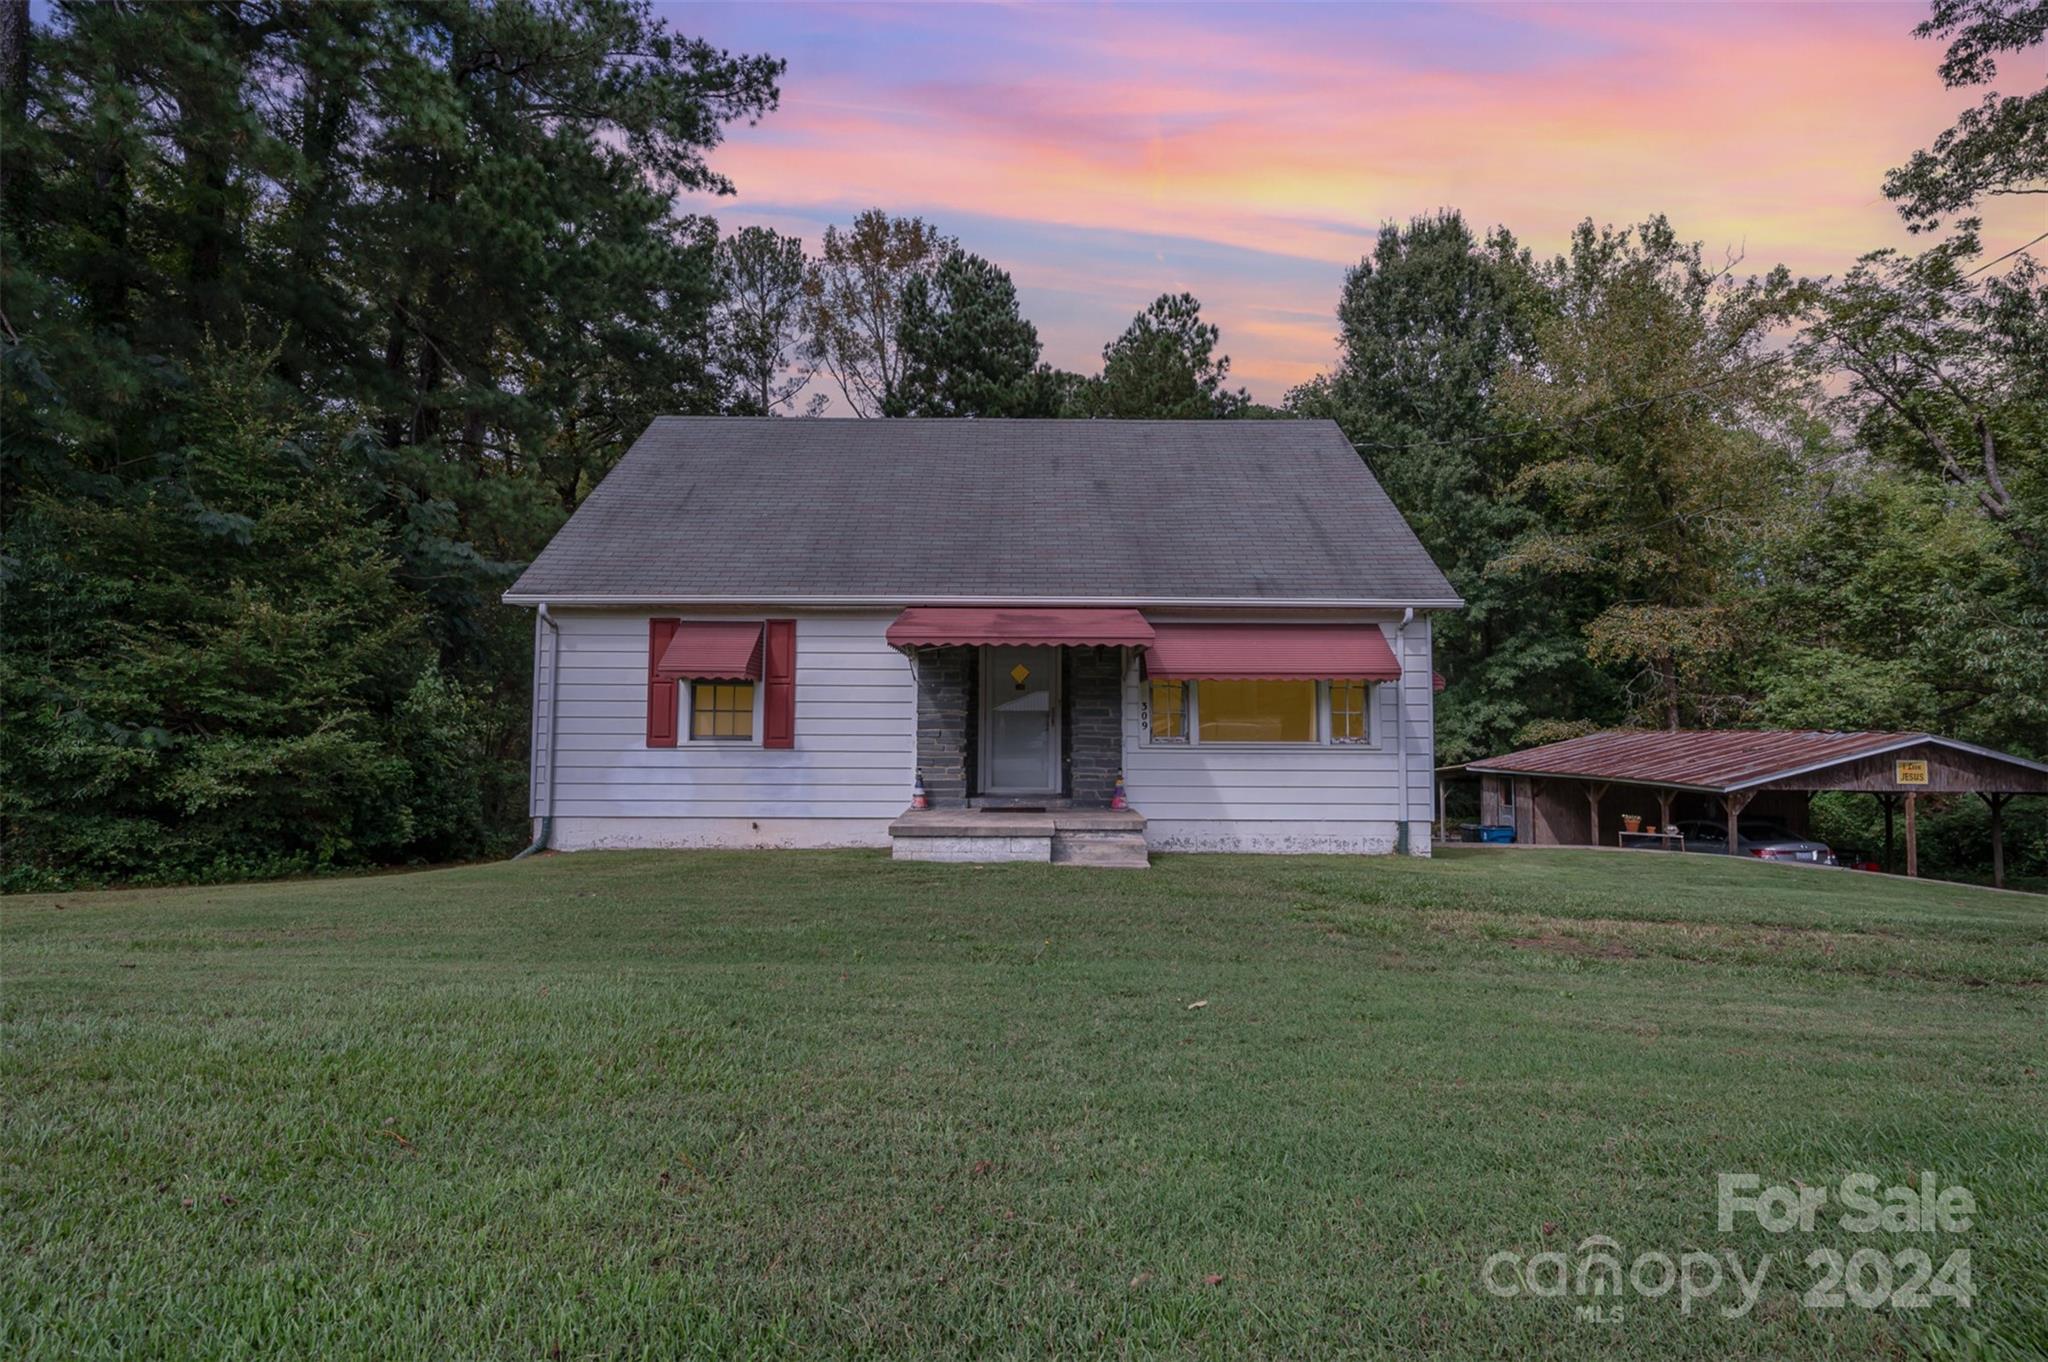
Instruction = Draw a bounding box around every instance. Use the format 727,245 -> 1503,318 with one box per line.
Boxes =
981,646 -> 1060,794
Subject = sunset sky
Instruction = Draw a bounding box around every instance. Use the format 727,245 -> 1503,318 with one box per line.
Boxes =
666,1 -> 2040,406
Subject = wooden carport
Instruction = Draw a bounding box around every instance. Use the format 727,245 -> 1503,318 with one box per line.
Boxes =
1462,730 -> 2048,889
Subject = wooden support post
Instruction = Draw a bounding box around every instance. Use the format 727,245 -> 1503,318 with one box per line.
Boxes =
1878,793 -> 1895,874
1980,792 -> 2008,891
1723,791 -> 1755,854
1904,793 -> 1918,879
1655,789 -> 1675,834
1584,782 -> 1609,846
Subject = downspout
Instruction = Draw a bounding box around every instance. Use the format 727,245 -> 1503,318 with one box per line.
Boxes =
1394,608 -> 1413,856
513,602 -> 561,859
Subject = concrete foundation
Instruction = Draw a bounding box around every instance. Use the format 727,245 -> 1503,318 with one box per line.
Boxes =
545,816 -> 892,851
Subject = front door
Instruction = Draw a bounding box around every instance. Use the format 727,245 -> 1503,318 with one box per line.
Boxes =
981,646 -> 1060,795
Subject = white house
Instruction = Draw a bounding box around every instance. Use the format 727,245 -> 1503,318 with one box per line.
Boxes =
504,418 -> 1460,866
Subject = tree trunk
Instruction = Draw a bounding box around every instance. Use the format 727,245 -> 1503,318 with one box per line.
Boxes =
178,121 -> 235,340
380,317 -> 410,448
0,0 -> 27,237
1660,654 -> 1680,730
278,53 -> 353,387
0,0 -> 26,118
1981,792 -> 2007,891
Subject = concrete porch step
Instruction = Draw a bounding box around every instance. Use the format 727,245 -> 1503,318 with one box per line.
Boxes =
1050,830 -> 1150,869
888,807 -> 1149,868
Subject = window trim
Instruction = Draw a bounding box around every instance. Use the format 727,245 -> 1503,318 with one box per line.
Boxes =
685,677 -> 764,744
1141,678 -> 1381,749
1327,679 -> 1372,746
1146,679 -> 1191,745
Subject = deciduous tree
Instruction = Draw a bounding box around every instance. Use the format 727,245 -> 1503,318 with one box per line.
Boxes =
801,209 -> 954,417
1297,211 -> 1603,760
1799,230 -> 2042,539
1884,0 -> 2047,234
1492,217 -> 1817,729
713,225 -> 816,415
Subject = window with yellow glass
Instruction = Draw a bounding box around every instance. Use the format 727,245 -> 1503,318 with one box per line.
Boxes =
1196,679 -> 1317,743
691,681 -> 756,740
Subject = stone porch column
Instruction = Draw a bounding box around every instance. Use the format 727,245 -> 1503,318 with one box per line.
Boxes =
912,646 -> 975,806
1063,646 -> 1124,806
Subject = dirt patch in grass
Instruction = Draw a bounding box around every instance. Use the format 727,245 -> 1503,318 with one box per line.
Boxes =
1368,904 -> 2047,988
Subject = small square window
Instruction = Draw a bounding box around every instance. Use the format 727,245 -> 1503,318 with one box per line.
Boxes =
1330,681 -> 1369,744
691,682 -> 755,741
1149,680 -> 1188,743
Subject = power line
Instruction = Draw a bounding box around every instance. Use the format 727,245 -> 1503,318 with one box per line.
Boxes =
1965,229 -> 2048,277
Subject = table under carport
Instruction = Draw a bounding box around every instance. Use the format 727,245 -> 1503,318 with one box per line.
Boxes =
1458,730 -> 2048,889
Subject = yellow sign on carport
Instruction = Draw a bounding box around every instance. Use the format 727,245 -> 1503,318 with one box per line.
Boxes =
1895,759 -> 1929,786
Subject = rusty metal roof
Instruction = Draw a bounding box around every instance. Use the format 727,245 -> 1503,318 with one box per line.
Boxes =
1464,729 -> 2048,793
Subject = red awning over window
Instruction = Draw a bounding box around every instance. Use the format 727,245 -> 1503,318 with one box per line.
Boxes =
885,607 -> 1156,649
1144,623 -> 1402,681
655,621 -> 764,679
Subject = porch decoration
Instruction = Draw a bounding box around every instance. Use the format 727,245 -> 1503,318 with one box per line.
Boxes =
911,771 -> 929,810
1111,774 -> 1128,811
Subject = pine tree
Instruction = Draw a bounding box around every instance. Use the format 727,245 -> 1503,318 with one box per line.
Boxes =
1086,293 -> 1248,419
893,249 -> 1046,416
0,0 -> 785,885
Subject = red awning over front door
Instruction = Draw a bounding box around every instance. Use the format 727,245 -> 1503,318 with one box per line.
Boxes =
655,621 -> 765,679
1144,622 -> 1402,681
885,607 -> 1157,649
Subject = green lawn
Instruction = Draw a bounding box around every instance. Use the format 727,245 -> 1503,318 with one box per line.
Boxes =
4,849 -> 2044,1359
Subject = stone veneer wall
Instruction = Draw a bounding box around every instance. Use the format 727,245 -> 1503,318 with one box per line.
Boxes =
913,647 -> 976,805
1063,646 -> 1124,806
917,645 -> 1122,807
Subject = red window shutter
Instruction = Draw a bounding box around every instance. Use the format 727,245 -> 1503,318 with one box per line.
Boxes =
763,619 -> 796,749
647,618 -> 680,747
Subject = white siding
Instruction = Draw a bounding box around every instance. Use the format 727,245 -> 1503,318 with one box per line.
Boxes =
526,607 -> 1443,856
534,610 -> 912,849
1123,615 -> 1436,855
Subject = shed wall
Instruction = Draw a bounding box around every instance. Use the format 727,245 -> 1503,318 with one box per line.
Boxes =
1754,744 -> 2048,795
1519,781 -> 1810,847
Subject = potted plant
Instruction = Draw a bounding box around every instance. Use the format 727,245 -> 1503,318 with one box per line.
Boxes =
1621,814 -> 1642,834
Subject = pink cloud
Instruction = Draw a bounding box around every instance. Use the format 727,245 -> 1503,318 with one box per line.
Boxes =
674,1 -> 2034,401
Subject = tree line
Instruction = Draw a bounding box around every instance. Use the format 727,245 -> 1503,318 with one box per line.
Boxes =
720,211 -> 1250,421
1,0 -> 2040,889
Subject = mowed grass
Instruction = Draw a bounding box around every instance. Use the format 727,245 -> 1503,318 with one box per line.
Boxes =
3,849 -> 2045,1360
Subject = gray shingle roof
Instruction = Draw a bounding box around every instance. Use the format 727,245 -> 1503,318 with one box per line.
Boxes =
504,417 -> 1460,605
